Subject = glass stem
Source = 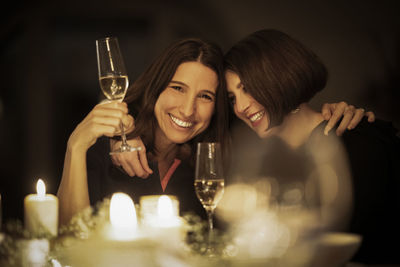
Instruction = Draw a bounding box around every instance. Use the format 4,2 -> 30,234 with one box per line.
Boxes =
207,208 -> 214,243
206,209 -> 215,254
120,121 -> 128,146
207,209 -> 214,230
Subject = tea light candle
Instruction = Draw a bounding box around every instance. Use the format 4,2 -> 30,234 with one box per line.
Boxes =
105,192 -> 139,241
24,179 -> 58,237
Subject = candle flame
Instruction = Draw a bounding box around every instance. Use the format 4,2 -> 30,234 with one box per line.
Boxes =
36,179 -> 46,197
157,195 -> 174,219
110,193 -> 137,229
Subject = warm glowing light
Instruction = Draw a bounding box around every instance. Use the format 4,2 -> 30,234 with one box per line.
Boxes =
36,179 -> 46,198
157,195 -> 174,219
51,259 -> 62,267
217,183 -> 259,222
110,193 -> 137,229
315,232 -> 362,266
25,178 -> 58,236
107,193 -> 138,240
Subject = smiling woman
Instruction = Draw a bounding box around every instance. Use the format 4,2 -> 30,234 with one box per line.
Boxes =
224,29 -> 400,264
57,38 -> 230,225
155,62 -> 218,145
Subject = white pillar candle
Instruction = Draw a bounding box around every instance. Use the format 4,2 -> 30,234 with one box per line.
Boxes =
24,179 -> 58,237
140,195 -> 184,243
139,195 -> 179,225
156,195 -> 182,227
105,192 -> 139,241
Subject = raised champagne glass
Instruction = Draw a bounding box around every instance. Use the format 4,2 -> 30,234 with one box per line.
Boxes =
96,37 -> 134,154
194,142 -> 225,255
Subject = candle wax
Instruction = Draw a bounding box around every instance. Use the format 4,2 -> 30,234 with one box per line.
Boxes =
24,194 -> 58,237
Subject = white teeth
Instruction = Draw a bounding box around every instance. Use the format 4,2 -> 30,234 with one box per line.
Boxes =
169,114 -> 193,128
249,111 -> 264,122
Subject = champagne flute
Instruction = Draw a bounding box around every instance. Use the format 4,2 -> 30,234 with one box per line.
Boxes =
96,37 -> 135,154
194,142 -> 225,254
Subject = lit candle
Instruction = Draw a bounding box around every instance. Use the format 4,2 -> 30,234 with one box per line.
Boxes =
140,195 -> 184,243
139,195 -> 179,225
105,192 -> 138,241
156,195 -> 182,227
57,193 -> 153,267
24,179 -> 58,237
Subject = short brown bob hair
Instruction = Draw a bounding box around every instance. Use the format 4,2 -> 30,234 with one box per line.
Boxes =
224,29 -> 328,128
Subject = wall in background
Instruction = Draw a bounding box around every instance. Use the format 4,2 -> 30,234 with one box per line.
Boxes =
1,0 -> 399,222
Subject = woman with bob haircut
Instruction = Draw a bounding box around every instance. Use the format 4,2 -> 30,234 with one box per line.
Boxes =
57,38 -> 230,225
224,29 -> 400,265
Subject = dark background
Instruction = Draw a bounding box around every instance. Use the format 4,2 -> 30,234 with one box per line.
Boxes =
1,0 -> 399,223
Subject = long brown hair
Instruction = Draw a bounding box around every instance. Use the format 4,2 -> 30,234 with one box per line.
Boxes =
125,38 -> 230,163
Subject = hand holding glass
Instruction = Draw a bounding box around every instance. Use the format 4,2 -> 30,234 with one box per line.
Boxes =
96,37 -> 136,154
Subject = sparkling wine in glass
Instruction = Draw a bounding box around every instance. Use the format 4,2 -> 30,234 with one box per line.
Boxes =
96,37 -> 135,154
194,142 -> 225,254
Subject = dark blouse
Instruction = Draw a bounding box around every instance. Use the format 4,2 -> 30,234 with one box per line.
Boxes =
86,137 -> 207,220
334,118 -> 400,264
229,117 -> 400,265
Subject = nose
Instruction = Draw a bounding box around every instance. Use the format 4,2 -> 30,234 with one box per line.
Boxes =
235,92 -> 250,114
179,94 -> 196,118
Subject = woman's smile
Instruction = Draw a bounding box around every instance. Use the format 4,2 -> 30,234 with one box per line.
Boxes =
169,113 -> 194,128
248,110 -> 265,126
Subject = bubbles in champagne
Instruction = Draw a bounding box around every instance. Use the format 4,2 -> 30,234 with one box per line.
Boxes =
99,75 -> 128,101
194,179 -> 225,211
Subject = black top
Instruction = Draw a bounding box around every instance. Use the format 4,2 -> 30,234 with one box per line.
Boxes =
86,137 -> 207,220
229,117 -> 400,265
334,118 -> 400,264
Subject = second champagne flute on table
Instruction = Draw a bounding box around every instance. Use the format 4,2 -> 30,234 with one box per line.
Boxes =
96,37 -> 137,154
194,142 -> 225,255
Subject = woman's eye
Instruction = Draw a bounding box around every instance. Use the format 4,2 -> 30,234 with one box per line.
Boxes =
199,93 -> 214,101
171,85 -> 183,91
